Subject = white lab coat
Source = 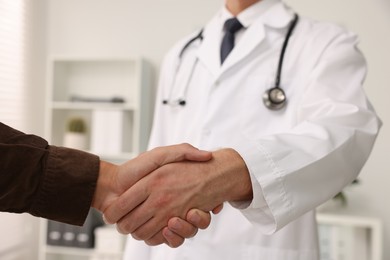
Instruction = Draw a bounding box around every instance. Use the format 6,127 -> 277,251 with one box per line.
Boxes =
124,0 -> 381,259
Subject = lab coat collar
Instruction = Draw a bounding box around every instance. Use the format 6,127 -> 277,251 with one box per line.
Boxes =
197,0 -> 294,78
235,0 -> 281,28
261,1 -> 295,28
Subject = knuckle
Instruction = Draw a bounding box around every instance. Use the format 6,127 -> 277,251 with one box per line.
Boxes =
181,143 -> 192,149
117,220 -> 134,235
117,197 -> 130,212
155,194 -> 172,208
168,239 -> 184,248
131,232 -> 142,241
151,146 -> 163,155
145,239 -> 156,246
116,223 -> 127,235
145,237 -> 164,246
132,229 -> 148,241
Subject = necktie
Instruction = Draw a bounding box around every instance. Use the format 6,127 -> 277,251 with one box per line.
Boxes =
220,17 -> 243,64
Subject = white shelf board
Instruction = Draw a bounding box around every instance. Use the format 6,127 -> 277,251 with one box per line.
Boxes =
51,101 -> 136,111
95,152 -> 137,162
44,245 -> 124,257
45,245 -> 95,256
317,213 -> 382,228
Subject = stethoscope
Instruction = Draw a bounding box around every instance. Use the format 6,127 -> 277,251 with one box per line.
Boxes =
163,13 -> 299,111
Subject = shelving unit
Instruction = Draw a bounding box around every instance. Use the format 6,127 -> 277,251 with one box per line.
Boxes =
39,56 -> 153,260
317,213 -> 383,260
44,56 -> 153,163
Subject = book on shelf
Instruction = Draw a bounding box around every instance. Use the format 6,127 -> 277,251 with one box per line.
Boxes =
90,110 -> 124,155
46,209 -> 105,248
46,220 -> 63,246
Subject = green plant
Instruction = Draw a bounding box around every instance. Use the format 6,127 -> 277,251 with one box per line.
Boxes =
333,191 -> 347,206
333,179 -> 360,206
67,117 -> 86,133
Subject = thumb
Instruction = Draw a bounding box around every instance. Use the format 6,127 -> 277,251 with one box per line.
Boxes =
117,143 -> 211,190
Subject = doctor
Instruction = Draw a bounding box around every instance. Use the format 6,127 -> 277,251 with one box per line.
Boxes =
105,0 -> 382,258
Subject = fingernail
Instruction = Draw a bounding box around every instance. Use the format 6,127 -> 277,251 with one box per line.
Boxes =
189,212 -> 200,224
172,218 -> 182,230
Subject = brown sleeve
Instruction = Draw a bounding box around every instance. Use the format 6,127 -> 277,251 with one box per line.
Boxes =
0,122 -> 99,225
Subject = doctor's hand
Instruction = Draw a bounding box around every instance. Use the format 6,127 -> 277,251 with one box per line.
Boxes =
160,204 -> 224,247
103,148 -> 252,245
91,143 -> 213,245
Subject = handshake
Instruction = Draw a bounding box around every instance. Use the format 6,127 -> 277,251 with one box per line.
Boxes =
91,143 -> 253,248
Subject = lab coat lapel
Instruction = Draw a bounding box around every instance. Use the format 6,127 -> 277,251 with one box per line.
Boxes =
220,21 -> 266,73
196,14 -> 222,78
220,2 -> 294,74
197,15 -> 267,78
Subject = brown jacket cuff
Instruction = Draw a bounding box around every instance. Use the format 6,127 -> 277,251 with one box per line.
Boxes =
30,146 -> 100,225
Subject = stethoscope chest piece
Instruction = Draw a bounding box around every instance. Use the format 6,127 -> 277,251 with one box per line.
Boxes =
263,87 -> 286,110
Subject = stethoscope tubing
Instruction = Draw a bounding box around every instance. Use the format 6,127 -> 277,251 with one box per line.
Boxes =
163,13 -> 299,110
263,13 -> 299,110
275,13 -> 299,89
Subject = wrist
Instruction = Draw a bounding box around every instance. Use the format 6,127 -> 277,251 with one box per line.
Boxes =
91,161 -> 119,212
210,148 -> 253,203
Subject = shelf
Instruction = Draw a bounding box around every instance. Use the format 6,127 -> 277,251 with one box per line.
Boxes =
44,57 -> 153,157
45,246 -> 95,257
316,213 -> 383,260
50,58 -> 141,104
45,245 -> 123,257
317,213 -> 382,229
97,152 -> 137,163
52,101 -> 136,111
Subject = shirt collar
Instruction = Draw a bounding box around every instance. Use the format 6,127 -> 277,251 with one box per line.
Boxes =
220,0 -> 293,29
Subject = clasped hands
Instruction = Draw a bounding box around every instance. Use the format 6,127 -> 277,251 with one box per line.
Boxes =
92,143 -> 252,248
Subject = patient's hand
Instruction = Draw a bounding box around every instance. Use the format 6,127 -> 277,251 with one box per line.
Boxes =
91,143 -> 218,247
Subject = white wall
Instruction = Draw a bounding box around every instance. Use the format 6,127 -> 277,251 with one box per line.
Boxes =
25,0 -> 47,135
0,0 -> 46,259
47,0 -> 221,69
43,0 -> 389,259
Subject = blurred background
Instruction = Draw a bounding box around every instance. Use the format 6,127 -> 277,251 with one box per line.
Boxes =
0,0 -> 389,259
